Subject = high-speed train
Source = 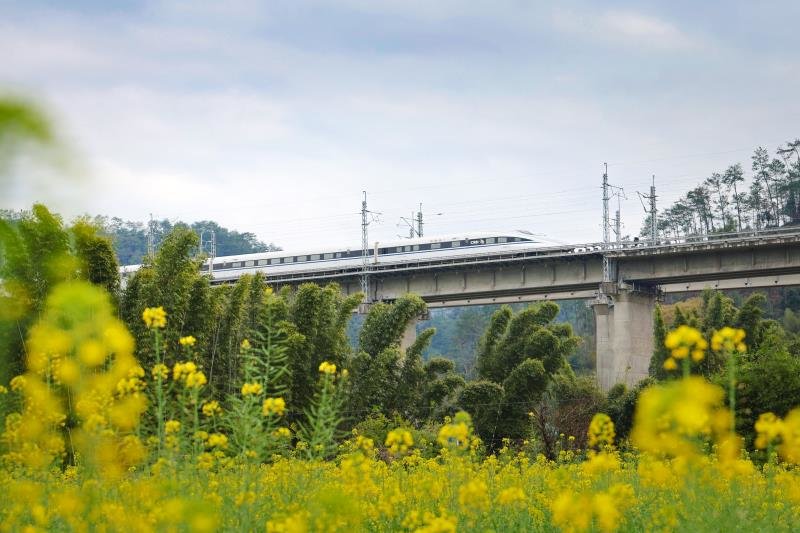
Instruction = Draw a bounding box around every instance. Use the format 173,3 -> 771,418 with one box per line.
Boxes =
120,231 -> 564,282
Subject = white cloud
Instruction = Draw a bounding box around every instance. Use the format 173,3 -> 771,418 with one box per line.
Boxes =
552,8 -> 700,51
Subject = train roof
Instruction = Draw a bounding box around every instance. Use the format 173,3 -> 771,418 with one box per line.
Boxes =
120,230 -> 555,270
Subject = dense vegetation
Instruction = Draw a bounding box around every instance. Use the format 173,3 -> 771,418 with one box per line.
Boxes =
642,139 -> 800,237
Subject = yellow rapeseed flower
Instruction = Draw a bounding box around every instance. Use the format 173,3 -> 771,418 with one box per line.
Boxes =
755,412 -> 784,449
173,361 -> 197,382
438,422 -> 470,449
631,376 -> 728,458
711,327 -> 747,353
241,382 -> 263,396
184,370 -> 207,389
385,428 -> 414,456
274,427 -> 292,438
497,486 -> 526,506
207,433 -> 228,449
179,336 -> 196,347
318,361 -> 336,375
587,413 -> 615,449
202,401 -> 222,417
262,397 -> 286,417
165,420 -> 181,434
142,306 -> 167,329
458,478 -> 489,513
664,325 -> 708,361
77,339 -> 107,367
151,364 -> 169,380
663,357 -> 678,371
240,339 -> 251,350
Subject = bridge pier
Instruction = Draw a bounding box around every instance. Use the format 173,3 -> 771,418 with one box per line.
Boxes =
591,285 -> 655,391
400,319 -> 418,353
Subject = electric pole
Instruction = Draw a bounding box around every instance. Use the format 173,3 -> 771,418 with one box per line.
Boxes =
613,209 -> 621,243
416,203 -> 423,238
199,228 -> 216,275
650,177 -> 657,242
637,176 -> 658,243
147,214 -> 157,258
360,192 -> 380,303
602,163 -> 610,244
361,191 -> 369,298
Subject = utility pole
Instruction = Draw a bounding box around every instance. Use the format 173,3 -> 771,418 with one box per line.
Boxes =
602,163 -> 610,244
637,176 -> 658,243
361,191 -> 369,299
199,228 -> 216,276
360,192 -> 380,303
416,203 -> 423,238
650,177 -> 657,243
614,209 -> 621,243
147,214 -> 157,258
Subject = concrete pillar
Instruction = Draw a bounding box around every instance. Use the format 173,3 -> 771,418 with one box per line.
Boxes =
399,319 -> 418,353
591,289 -> 655,391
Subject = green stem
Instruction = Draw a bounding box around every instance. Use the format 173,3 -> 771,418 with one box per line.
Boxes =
727,350 -> 737,433
192,387 -> 200,457
682,357 -> 690,378
155,329 -> 164,457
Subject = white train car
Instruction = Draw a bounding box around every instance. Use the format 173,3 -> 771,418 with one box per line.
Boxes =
121,231 -> 562,283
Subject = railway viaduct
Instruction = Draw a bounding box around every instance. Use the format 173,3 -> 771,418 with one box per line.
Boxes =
217,228 -> 800,391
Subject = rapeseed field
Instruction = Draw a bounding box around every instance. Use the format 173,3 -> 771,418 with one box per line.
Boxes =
3,282 -> 800,532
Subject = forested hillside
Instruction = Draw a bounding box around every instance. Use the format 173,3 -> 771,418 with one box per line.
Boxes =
644,139 -> 800,237
95,216 -> 280,265
0,209 -> 280,265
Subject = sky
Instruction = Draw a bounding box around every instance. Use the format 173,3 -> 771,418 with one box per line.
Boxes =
2,0 -> 799,250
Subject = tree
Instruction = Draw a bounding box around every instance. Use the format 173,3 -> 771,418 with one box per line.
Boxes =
348,294 -> 432,420
752,147 -> 776,226
648,305 -> 669,380
71,219 -> 120,299
119,226 -> 208,368
1,205 -> 122,379
283,283 -> 362,413
466,302 -> 580,446
722,164 -> 746,231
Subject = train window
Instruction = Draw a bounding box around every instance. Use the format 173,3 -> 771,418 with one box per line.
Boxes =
200,264 -> 208,272
285,257 -> 294,263
245,260 -> 255,267
486,237 -> 496,244
452,241 -> 461,247
310,254 -> 320,261
232,262 -> 242,268
498,237 -> 507,243
431,243 -> 441,249
297,255 -> 307,262
323,253 -> 333,260
404,245 -> 411,252
412,245 -> 419,251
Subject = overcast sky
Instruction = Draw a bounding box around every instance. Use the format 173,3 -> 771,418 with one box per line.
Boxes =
2,0 -> 799,250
